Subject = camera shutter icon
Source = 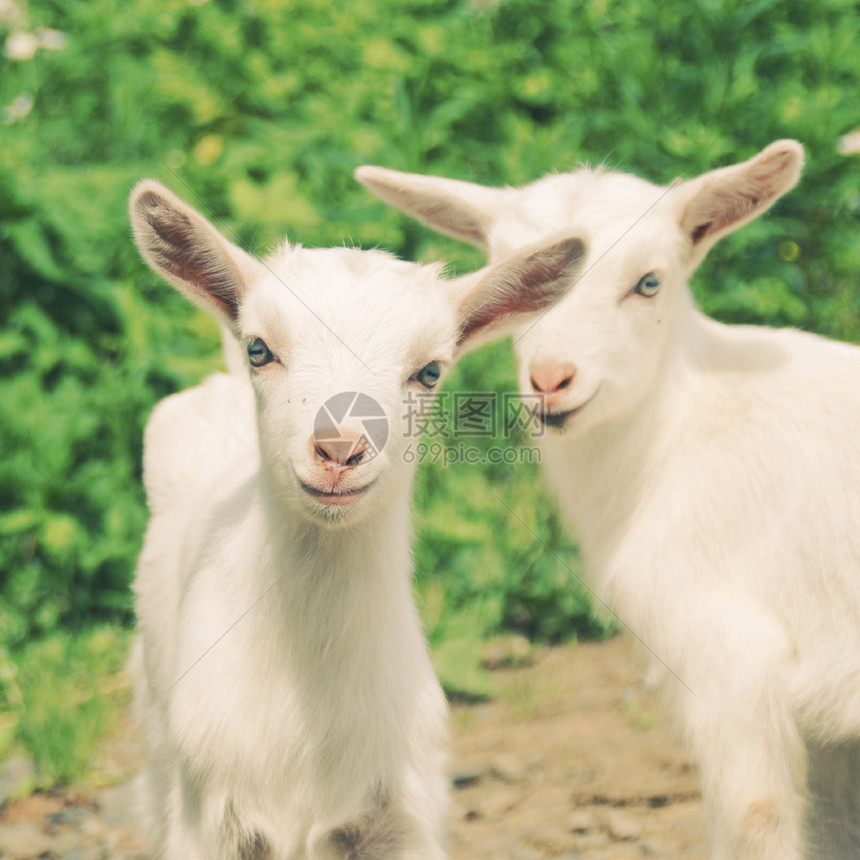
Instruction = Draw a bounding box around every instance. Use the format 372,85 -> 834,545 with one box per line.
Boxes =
313,391 -> 389,463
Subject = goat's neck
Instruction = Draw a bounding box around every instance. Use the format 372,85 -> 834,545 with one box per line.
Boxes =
256,468 -> 419,653
544,296 -> 712,566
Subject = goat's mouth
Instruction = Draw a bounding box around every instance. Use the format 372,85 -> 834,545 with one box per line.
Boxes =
535,389 -> 599,432
299,479 -> 377,507
538,409 -> 576,430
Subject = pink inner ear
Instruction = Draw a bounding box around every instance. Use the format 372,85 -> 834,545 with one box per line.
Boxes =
141,196 -> 241,319
457,238 -> 584,344
688,183 -> 767,245
356,167 -> 497,250
457,287 -> 521,344
419,196 -> 488,248
686,145 -> 802,247
690,221 -> 713,245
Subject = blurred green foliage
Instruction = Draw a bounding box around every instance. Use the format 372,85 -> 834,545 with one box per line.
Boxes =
2,0 -> 860,662
0,626 -> 131,784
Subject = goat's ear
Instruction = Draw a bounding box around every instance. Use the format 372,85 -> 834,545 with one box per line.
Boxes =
677,140 -> 804,265
450,236 -> 585,352
130,179 -> 262,326
355,165 -> 506,253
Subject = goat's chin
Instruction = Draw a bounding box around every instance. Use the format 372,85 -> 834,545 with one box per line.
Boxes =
526,386 -> 602,436
285,478 -> 383,528
285,493 -> 367,528
304,499 -> 371,527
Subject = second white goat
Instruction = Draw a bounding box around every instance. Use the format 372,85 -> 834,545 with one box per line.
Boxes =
129,179 -> 584,860
357,142 -> 860,860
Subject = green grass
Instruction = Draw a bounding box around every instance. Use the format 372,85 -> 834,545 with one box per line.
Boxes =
0,627 -> 133,787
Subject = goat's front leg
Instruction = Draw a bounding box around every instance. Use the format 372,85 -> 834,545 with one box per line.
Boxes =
674,605 -> 807,860
160,770 -> 265,860
313,783 -> 447,860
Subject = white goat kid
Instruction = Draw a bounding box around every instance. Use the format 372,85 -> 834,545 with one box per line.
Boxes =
356,143 -> 860,860
129,179 -> 584,860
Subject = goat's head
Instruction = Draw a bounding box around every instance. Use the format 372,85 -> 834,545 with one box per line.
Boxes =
356,140 -> 804,435
130,180 -> 584,523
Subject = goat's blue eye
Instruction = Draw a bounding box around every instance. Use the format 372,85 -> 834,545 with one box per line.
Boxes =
415,361 -> 442,388
247,337 -> 275,367
633,272 -> 661,297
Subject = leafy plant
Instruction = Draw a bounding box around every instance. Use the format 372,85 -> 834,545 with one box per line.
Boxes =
1,0 -> 859,666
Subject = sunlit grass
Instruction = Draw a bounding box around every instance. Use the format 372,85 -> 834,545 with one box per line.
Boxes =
0,626 -> 133,787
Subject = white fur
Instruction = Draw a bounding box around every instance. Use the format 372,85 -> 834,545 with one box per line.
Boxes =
129,179 -> 584,860
356,142 -> 860,859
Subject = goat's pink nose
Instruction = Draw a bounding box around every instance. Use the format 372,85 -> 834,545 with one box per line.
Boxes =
313,429 -> 370,468
529,360 -> 577,395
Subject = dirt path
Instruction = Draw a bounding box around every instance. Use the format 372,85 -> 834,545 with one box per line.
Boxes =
448,637 -> 707,859
0,637 -> 708,859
